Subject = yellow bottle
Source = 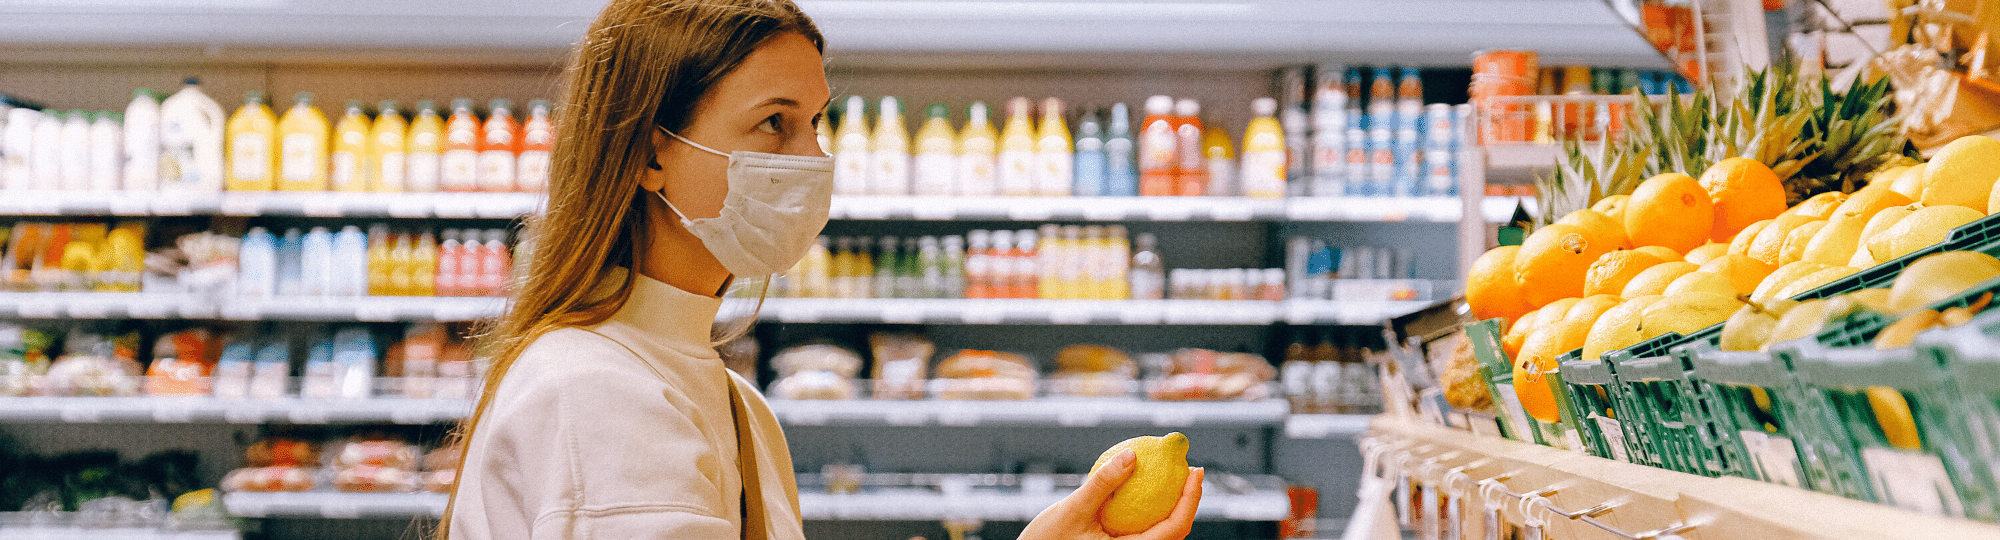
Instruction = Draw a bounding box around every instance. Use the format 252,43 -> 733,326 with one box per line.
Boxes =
387,232 -> 414,296
832,96 -> 871,196
405,101 -> 444,193
366,226 -> 392,296
410,231 -> 438,296
330,100 -> 371,192
801,236 -> 832,298
870,96 -> 910,196
277,92 -> 330,191
370,100 -> 408,192
225,91 -> 278,191
1240,97 -> 1288,198
1035,98 -> 1073,197
1201,125 -> 1236,196
1104,225 -> 1131,300
955,102 -> 999,197
997,97 -> 1036,196
911,104 -> 957,196
1036,224 -> 1061,299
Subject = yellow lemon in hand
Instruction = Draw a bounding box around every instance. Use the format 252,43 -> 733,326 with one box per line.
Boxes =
1093,432 -> 1191,536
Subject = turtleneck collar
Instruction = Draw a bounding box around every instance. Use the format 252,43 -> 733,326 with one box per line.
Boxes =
592,267 -> 724,357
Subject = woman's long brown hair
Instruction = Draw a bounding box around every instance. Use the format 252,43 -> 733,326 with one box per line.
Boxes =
437,1 -> 822,537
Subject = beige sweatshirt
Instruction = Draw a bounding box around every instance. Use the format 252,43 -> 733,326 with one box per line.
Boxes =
451,273 -> 803,540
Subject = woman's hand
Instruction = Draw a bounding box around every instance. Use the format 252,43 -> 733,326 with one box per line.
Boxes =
1018,450 -> 1205,540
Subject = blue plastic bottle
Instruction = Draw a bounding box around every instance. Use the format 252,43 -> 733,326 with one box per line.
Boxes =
1103,103 -> 1138,197
1072,109 -> 1108,196
276,228 -> 303,296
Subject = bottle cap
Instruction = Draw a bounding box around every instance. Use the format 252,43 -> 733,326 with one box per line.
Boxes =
844,95 -> 867,117
416,100 -> 437,112
295,92 -> 314,106
1041,97 -> 1063,117
377,100 -> 400,114
1144,95 -> 1172,115
183,77 -> 201,86
1008,97 -> 1031,116
489,98 -> 512,113
529,99 -> 550,111
926,103 -> 949,119
878,96 -> 900,116
1174,98 -> 1199,116
1252,97 -> 1277,116
451,98 -> 473,111
244,91 -> 265,104
346,99 -> 365,112
966,101 -> 988,119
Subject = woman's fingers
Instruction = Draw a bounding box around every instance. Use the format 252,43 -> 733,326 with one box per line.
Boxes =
1130,467 -> 1204,540
1072,449 -> 1136,505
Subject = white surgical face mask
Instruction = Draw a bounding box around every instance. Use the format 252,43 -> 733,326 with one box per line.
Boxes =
655,127 -> 834,278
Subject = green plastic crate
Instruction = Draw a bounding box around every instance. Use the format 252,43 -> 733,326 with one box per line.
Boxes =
1922,310 -> 2000,521
1684,344 -> 1812,487
1465,318 -> 1538,444
1557,353 -> 1625,461
1785,211 -> 2000,303
1783,341 -> 1993,520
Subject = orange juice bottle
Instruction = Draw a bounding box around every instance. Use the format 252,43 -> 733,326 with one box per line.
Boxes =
996,97 -> 1035,197
405,100 -> 444,193
1137,95 -> 1176,196
440,99 -> 480,192
410,230 -> 437,296
277,92 -> 330,191
330,100 -> 371,192
370,100 -> 408,192
1034,97 -> 1072,197
477,99 -> 519,192
224,91 -> 277,191
1171,99 -> 1206,196
517,99 -> 553,192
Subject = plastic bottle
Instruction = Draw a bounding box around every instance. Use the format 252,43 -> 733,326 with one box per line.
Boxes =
1397,67 -> 1425,132
1345,126 -> 1369,196
1367,67 -> 1396,131
276,228 -> 303,296
1201,124 -> 1236,197
58,110 -> 91,190
799,236 -> 832,298
1034,97 -> 1073,197
367,225 -> 392,296
1104,103 -> 1138,197
480,229 -> 510,297
405,100 -> 445,193
239,227 -> 277,298
478,99 -> 520,192
1010,229 -> 1038,299
30,112 -> 60,190
917,235 -> 944,298
437,229 -> 463,297
851,236 -> 875,299
158,78 -> 225,192
1369,126 -> 1394,197
2,108 -> 38,189
410,231 -> 438,296
1137,96 -> 1176,197
332,225 -> 367,296
1171,99 -> 1206,196
832,96 -> 870,196
1059,225 -> 1088,299
441,99 -> 481,192
301,226 -> 334,296
88,112 -> 121,191
1072,109 -> 1108,197
386,232 -> 413,296
122,89 -> 161,191
870,97 -> 910,196
225,92 -> 278,191
517,100 -> 553,192
874,235 -> 900,298
996,97 -> 1036,197
941,234 -> 966,298
277,92 -> 330,191
1310,67 -> 1349,197
1103,225 -> 1131,299
831,236 -> 857,299
370,100 -> 408,192
898,236 -> 922,298
1129,232 -> 1163,300
330,100 -> 371,192
1035,224 -> 1062,299
954,102 -> 998,197
1242,97 -> 1289,199
965,230 -> 992,299
910,103 -> 956,196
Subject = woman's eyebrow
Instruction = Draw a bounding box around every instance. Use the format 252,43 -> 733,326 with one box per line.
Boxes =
750,96 -> 833,110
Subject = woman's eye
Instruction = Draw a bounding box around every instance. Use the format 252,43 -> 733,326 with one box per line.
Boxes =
758,115 -> 782,134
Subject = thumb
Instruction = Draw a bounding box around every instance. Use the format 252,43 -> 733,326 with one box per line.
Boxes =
1072,449 -> 1136,505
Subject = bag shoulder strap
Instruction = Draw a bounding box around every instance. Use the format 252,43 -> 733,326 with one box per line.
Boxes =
729,373 -> 770,540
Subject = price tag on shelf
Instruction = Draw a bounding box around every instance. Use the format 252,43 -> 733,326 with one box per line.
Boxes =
301,197 -> 345,217
355,303 -> 399,322
109,198 -> 151,215
288,408 -> 331,424
1379,202 -> 1409,222
152,405 -> 196,423
1006,204 -> 1055,221
219,195 -> 263,216
1149,409 -> 1195,427
1148,204 -> 1192,221
883,408 -> 929,426
60,406 -> 103,423
1081,204 -> 1128,221
786,408 -> 829,426
1211,203 -> 1255,221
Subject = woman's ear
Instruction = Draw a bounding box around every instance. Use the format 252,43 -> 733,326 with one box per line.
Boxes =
638,127 -> 673,192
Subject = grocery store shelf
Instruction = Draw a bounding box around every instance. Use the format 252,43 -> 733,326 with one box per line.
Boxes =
1480,195 -> 1538,224
768,398 -> 1288,428
0,292 -> 505,322
761,298 -> 1436,325
832,196 -> 1285,222
1482,145 -> 1564,172
223,491 -> 447,519
0,191 -> 542,218
0,396 -> 471,424
1282,413 -> 1374,439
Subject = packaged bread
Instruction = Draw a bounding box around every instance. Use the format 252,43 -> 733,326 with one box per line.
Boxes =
768,344 -> 862,400
931,350 -> 1037,400
1048,344 -> 1135,397
334,465 -> 419,493
1147,348 -> 1276,401
244,437 -> 320,468
220,466 -> 316,492
868,331 -> 933,400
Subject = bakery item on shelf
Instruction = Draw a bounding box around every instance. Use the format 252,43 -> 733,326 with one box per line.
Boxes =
868,331 -> 934,400
1146,348 -> 1277,401
931,349 -> 1037,400
768,343 -> 863,400
1048,344 -> 1136,397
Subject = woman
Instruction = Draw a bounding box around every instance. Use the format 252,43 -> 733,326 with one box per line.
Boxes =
443,1 -> 1205,539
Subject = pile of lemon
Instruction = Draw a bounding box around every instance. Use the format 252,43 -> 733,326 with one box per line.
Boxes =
1466,134 -> 2000,422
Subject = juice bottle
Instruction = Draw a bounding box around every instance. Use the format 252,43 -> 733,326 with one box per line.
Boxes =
954,102 -> 998,197
1071,108 -> 1107,196
517,99 -> 553,192
330,100 -> 371,192
440,99 -> 481,192
832,96 -> 870,196
1103,225 -> 1131,300
964,230 -> 992,299
30,112 -> 59,190
874,235 -> 900,298
910,103 -> 956,196
1034,98 -> 1073,197
276,92 -> 330,191
367,225 -> 391,296
1201,124 -> 1236,197
1035,224 -> 1061,299
831,237 -> 856,299
1104,103 -> 1137,197
1398,67 -> 1426,132
410,230 -> 437,296
480,229 -> 510,297
1368,67 -> 1396,131
1171,99 -> 1206,196
1058,225 -> 1087,299
1129,232 -> 1163,300
996,97 -> 1036,197
870,97 -> 910,196
158,78 -> 225,192
1241,97 -> 1289,199
1137,96 -> 1176,196
478,99 -> 520,192
58,110 -> 90,190
1009,229 -> 1037,299
984,230 -> 1012,298
941,234 -> 966,298
387,232 -> 413,296
370,100 -> 408,192
436,229 -> 463,297
222,99 -> 273,192
122,89 -> 161,191
851,237 -> 875,299
1310,67 -> 1349,197
88,112 -> 121,191
405,100 -> 445,193
799,236 -> 832,298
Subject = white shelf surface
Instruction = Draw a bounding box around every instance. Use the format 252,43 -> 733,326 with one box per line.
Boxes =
220,484 -> 1288,522
0,396 -> 472,424
761,298 -> 1436,326
0,191 -> 542,218
769,398 -> 1289,428
0,293 -> 505,322
1281,413 -> 1374,439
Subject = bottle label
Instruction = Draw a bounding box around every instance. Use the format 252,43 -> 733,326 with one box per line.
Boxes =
478,150 -> 517,191
517,150 -> 551,191
442,149 -> 479,190
913,153 -> 955,196
871,150 -> 909,196
281,132 -> 319,183
407,152 -> 440,191
231,133 -> 270,182
998,150 -> 1034,196
330,151 -> 358,189
1242,150 -> 1287,198
1139,121 -> 1175,171
834,148 -> 870,196
955,139 -> 997,196
1036,150 -> 1072,197
378,152 -> 407,190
